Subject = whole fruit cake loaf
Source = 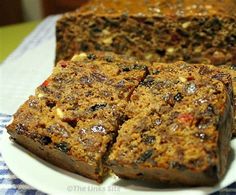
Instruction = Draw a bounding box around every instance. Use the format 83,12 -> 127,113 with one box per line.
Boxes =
107,61 -> 233,186
56,0 -> 236,66
6,52 -> 148,182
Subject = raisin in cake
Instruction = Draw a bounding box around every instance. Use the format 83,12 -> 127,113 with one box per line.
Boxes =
6,52 -> 148,182
107,61 -> 233,186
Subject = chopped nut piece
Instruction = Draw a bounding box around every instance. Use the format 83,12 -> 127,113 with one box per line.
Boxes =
194,46 -> 202,53
170,123 -> 179,131
37,93 -> 44,98
179,76 -> 187,83
102,29 -> 111,35
71,53 -> 87,61
182,21 -> 191,29
56,108 -> 64,118
102,37 -> 113,45
166,47 -> 175,55
145,53 -> 153,60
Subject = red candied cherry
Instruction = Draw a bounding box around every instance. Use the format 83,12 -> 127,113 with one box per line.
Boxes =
178,113 -> 194,124
41,80 -> 49,87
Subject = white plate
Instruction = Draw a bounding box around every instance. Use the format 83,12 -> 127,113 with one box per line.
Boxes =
1,130 -> 236,195
1,40 -> 236,195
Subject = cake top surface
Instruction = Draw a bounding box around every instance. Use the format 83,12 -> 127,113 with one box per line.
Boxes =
77,0 -> 236,17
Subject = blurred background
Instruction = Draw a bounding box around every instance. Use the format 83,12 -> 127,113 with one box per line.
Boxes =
0,0 -> 88,26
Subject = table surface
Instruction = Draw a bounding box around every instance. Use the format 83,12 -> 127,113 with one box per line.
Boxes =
0,21 -> 40,63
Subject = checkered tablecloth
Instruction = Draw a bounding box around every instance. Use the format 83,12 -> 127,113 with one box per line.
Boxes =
0,15 -> 236,195
0,114 -> 45,194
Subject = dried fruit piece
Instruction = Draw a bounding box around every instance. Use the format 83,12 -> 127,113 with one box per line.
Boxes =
104,55 -> 113,62
186,83 -> 197,94
55,142 -> 70,153
194,132 -> 208,141
155,118 -> 162,126
133,64 -> 147,71
174,92 -> 183,102
40,136 -> 52,145
206,104 -> 215,114
46,100 -> 56,108
155,48 -> 166,56
47,124 -> 69,137
142,135 -> 156,144
91,72 -> 107,82
16,123 -> 27,135
178,113 -> 194,124
115,80 -> 125,88
80,76 -> 93,85
41,80 -> 49,87
169,161 -> 186,171
196,118 -> 212,129
91,125 -> 106,134
152,70 -> 161,74
60,62 -> 67,68
63,118 -> 77,128
136,150 -> 153,163
87,53 -> 96,60
28,99 -> 39,108
122,67 -> 131,72
89,103 -> 107,112
141,76 -> 154,87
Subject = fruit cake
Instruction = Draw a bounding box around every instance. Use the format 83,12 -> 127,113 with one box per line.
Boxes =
6,52 -> 148,182
56,0 -> 236,66
107,61 -> 233,186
